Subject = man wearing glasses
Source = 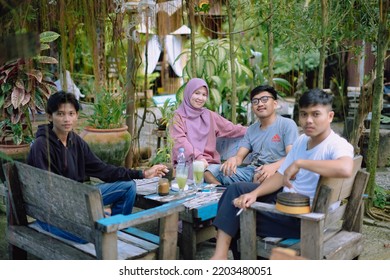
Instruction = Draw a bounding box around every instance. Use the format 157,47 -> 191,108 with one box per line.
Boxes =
204,85 -> 298,185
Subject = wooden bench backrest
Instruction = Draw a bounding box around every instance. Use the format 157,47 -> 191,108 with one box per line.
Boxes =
311,155 -> 368,233
312,155 -> 363,211
4,161 -> 104,244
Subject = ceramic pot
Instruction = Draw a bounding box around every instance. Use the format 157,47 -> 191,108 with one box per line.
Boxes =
80,125 -> 131,166
0,143 -> 30,162
0,143 -> 30,213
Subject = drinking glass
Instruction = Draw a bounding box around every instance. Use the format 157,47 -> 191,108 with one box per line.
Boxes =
175,165 -> 189,193
193,160 -> 205,190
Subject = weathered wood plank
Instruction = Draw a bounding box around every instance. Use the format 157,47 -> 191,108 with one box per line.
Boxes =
249,202 -> 326,221
339,156 -> 363,200
8,162 -> 103,243
240,208 -> 257,260
312,184 -> 332,214
96,202 -> 184,232
323,231 -> 364,260
342,170 -> 369,232
3,163 -> 28,226
324,204 -> 345,229
196,226 -> 216,244
180,220 -> 197,260
121,227 -> 160,244
194,202 -> 218,221
7,225 -> 95,260
29,222 -> 155,260
300,218 -> 324,259
159,212 -> 179,260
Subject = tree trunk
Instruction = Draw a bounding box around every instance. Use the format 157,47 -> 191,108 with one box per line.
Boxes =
227,0 -> 237,124
267,0 -> 274,87
95,0 -> 106,88
365,0 -> 390,209
318,0 -> 328,89
349,74 -> 374,152
188,0 -> 196,77
125,11 -> 138,168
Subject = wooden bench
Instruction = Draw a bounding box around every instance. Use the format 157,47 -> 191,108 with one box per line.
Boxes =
3,161 -> 184,260
239,156 -> 370,260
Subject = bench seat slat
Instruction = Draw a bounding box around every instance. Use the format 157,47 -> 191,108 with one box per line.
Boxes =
25,222 -> 158,260
121,227 -> 160,244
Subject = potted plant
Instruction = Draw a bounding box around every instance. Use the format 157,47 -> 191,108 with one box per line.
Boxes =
155,98 -> 177,131
0,31 -> 59,160
80,88 -> 131,166
149,128 -> 174,181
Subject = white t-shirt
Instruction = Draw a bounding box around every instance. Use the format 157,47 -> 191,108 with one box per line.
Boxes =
278,130 -> 354,199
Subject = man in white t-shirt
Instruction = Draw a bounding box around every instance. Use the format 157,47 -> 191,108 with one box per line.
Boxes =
210,88 -> 354,260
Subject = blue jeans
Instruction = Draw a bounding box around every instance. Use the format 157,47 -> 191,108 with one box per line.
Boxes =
37,180 -> 136,243
98,180 -> 136,215
206,164 -> 256,185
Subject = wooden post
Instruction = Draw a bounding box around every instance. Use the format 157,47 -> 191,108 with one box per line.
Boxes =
240,208 -> 257,259
159,212 -> 179,260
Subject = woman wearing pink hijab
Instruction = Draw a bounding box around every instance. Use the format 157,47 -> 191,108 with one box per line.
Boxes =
170,78 -> 247,173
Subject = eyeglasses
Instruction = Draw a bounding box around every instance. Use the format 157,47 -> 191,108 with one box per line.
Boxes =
251,96 -> 275,105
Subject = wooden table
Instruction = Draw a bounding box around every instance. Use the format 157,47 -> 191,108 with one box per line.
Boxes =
134,179 -> 222,259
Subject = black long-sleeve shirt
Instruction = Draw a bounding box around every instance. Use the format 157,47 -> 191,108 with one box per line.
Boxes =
28,124 -> 143,183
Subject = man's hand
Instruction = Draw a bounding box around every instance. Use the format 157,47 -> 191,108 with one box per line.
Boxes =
220,156 -> 239,176
282,161 -> 299,189
253,163 -> 278,184
144,164 -> 169,178
233,192 -> 257,210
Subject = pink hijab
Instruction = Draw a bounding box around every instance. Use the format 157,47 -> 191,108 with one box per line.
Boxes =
175,78 -> 211,155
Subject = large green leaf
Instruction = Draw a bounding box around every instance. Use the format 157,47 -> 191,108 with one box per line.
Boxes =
272,77 -> 292,91
39,31 -> 60,43
40,43 -> 50,51
209,87 -> 222,108
35,56 -> 58,64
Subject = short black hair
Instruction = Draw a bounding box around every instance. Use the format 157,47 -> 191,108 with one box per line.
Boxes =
46,91 -> 80,115
250,85 -> 278,100
299,88 -> 333,108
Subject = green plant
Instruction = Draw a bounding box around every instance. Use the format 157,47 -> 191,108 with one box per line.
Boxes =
136,72 -> 160,93
373,185 -> 390,209
155,98 -> 177,130
149,128 -> 174,167
83,89 -> 127,129
0,31 -> 59,145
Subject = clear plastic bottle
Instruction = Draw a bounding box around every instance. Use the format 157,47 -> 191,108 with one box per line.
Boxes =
177,147 -> 186,167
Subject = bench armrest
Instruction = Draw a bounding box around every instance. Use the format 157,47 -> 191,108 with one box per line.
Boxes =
96,201 -> 184,233
248,201 -> 326,221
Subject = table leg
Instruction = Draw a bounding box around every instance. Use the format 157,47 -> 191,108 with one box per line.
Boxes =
180,221 -> 197,260
157,137 -> 161,150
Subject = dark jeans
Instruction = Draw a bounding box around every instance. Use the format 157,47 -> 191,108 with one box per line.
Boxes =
213,182 -> 301,257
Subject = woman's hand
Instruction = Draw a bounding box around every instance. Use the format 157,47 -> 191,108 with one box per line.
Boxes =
200,158 -> 209,168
